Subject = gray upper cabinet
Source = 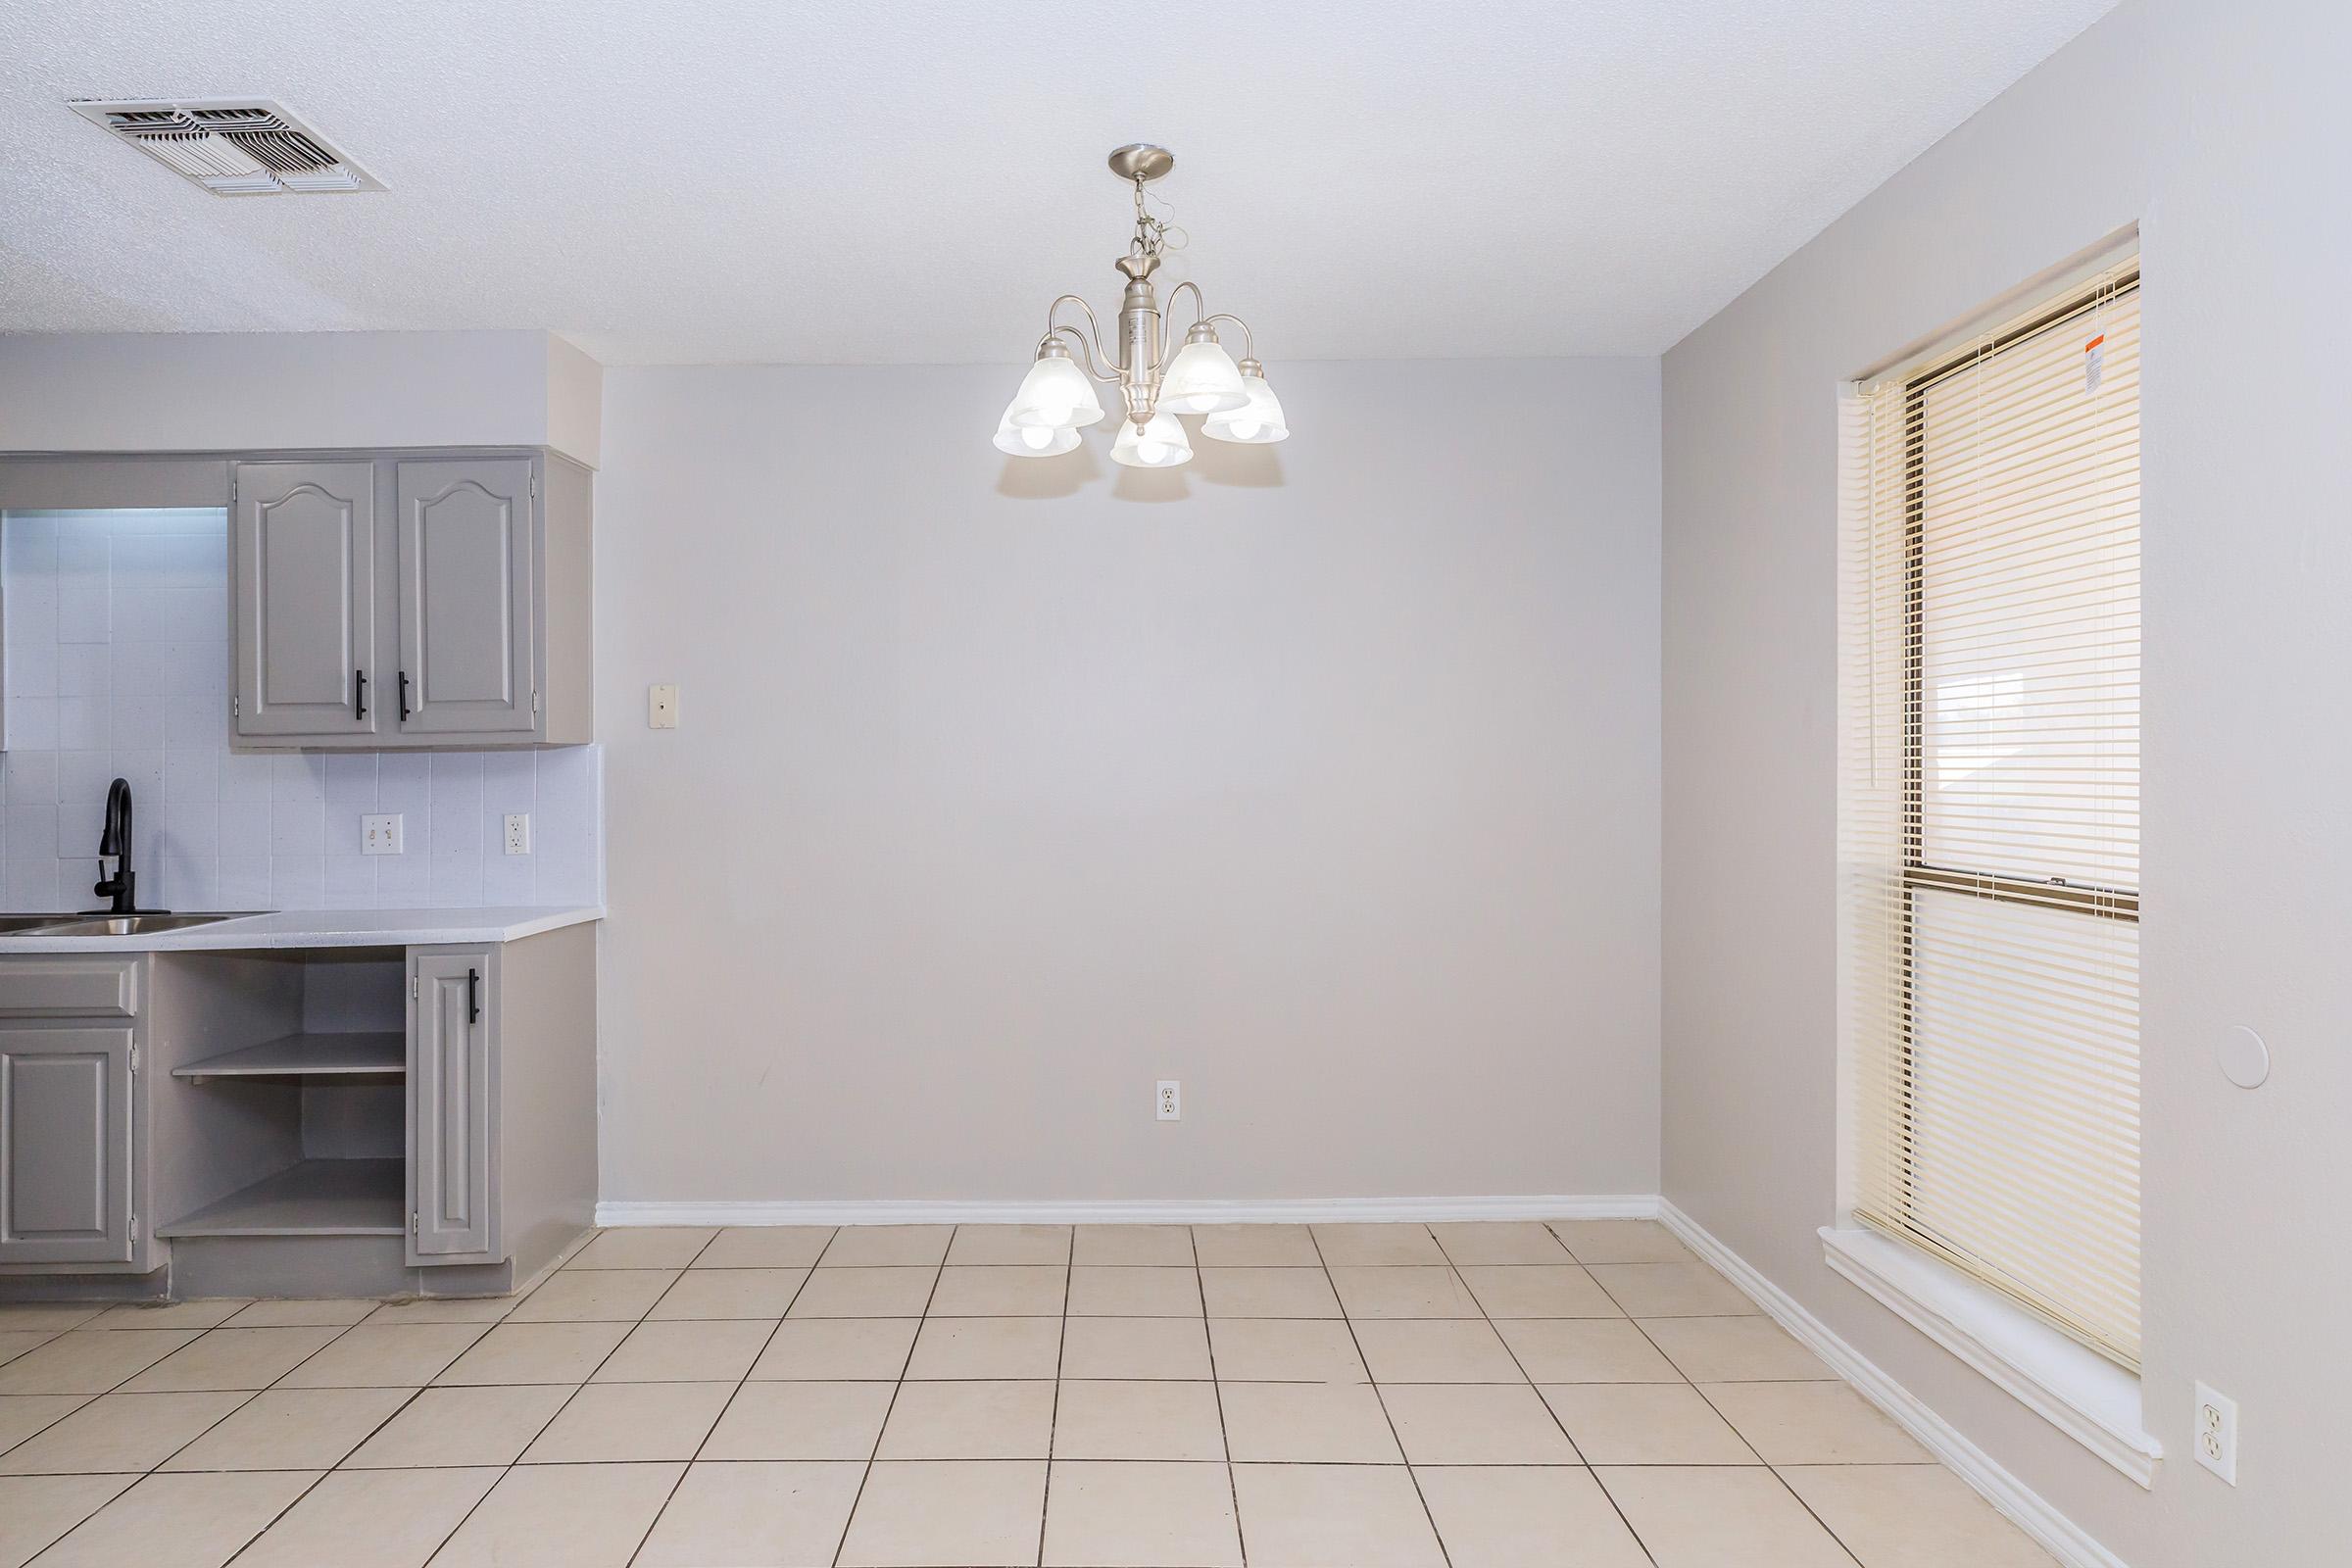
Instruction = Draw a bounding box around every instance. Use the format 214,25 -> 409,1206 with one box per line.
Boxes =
233,462 -> 378,739
408,949 -> 497,1264
0,1026 -> 136,1266
396,459 -> 536,736
228,449 -> 592,750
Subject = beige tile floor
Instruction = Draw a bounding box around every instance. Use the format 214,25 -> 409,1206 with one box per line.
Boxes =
0,1219 -> 2059,1568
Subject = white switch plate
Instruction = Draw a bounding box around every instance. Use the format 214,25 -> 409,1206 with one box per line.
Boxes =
361,814 -> 403,856
2194,1382 -> 2238,1485
1156,1080 -> 1181,1121
649,683 -> 680,729
504,813 -> 531,856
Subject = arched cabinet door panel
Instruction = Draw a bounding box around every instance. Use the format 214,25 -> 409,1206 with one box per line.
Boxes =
233,462 -> 378,738
396,460 -> 536,736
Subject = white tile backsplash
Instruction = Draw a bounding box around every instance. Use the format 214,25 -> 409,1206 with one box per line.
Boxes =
1,509 -> 602,912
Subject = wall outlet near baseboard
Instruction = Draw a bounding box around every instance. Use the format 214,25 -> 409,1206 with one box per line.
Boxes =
1156,1080 -> 1181,1121
2194,1382 -> 2238,1485
362,814 -> 403,855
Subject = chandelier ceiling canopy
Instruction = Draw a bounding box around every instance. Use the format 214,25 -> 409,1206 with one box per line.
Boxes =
995,145 -> 1288,467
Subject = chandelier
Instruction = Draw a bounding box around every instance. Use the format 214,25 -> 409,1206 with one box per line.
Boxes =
994,144 -> 1289,467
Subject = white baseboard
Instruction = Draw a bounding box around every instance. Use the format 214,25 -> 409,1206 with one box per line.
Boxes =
595,1193 -> 1662,1228
1657,1200 -> 2132,1568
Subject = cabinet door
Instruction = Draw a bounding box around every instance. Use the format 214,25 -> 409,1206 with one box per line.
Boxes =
233,462 -> 378,738
0,1027 -> 134,1266
397,460 -> 537,735
409,952 -> 496,1263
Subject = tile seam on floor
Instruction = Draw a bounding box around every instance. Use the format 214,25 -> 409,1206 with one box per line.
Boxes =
1035,1227 -> 1073,1568
623,1225 -> 789,1568
424,1242 -> 698,1568
1192,1223 -> 1246,1568
827,1228 -> 949,1568
38,1308 -> 386,1562
1308,1223 -> 1454,1568
1454,1221 -> 1663,1568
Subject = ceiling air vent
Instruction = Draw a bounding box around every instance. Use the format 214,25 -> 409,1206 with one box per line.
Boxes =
71,98 -> 384,195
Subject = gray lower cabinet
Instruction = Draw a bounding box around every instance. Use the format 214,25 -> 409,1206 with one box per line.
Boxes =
229,449 -> 591,749
0,1026 -> 135,1266
408,948 -> 498,1263
0,927 -> 593,1299
232,461 -> 379,739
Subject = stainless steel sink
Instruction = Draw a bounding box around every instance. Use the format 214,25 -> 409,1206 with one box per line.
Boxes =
0,914 -> 76,934
9,912 -> 264,937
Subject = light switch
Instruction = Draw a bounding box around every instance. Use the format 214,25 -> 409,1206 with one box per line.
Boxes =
649,683 -> 680,729
362,814 -> 404,856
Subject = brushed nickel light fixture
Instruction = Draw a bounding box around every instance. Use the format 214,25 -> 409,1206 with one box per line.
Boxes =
995,144 -> 1288,466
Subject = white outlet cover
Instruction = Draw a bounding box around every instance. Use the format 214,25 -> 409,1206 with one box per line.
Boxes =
649,683 -> 680,729
361,813 -> 403,856
2194,1381 -> 2238,1485
504,813 -> 531,855
1156,1080 -> 1181,1121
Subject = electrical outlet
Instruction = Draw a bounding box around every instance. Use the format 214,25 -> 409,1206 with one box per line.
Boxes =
1156,1080 -> 1181,1121
649,683 -> 680,729
2194,1383 -> 2237,1485
361,814 -> 403,856
504,813 -> 531,856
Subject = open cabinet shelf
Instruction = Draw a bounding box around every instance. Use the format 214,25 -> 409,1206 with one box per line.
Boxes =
173,1031 -> 405,1081
157,1158 -> 405,1238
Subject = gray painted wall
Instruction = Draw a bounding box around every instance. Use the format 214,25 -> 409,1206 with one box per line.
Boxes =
594,358 -> 1662,1203
1662,1 -> 2347,1561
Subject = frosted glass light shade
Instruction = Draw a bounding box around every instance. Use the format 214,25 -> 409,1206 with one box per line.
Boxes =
1005,355 -> 1104,429
994,408 -> 1080,458
1110,412 -> 1193,468
1201,372 -> 1289,444
1157,339 -> 1249,414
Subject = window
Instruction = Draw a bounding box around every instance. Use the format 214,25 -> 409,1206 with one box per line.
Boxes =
1840,269 -> 2141,1369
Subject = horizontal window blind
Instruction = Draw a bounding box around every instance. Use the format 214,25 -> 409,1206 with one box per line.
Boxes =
1840,270 -> 2141,1368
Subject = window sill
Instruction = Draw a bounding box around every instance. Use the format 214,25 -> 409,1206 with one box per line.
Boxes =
1820,1226 -> 2161,1487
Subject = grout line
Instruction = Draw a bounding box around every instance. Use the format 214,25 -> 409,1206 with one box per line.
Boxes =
828,1229 -> 947,1568
626,1226 -> 819,1568
1443,1223 -> 1662,1568
418,1235 -> 718,1568
1035,1228 -> 1073,1567
1680,1378 -> 1869,1568
1308,1223 -> 1454,1568
1193,1223 -> 1249,1568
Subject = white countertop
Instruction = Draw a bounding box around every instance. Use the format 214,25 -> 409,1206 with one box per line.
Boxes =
0,906 -> 603,954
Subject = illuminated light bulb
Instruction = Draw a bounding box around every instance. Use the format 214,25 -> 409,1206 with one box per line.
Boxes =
1159,338 -> 1249,414
1110,412 -> 1193,467
993,406 -> 1080,458
1003,352 -> 1104,429
1200,368 -> 1288,444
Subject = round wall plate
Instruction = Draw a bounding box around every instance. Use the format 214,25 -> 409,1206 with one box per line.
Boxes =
1108,144 -> 1175,182
2218,1025 -> 2271,1089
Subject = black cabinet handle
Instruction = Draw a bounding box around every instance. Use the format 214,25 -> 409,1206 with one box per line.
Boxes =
399,670 -> 412,722
355,669 -> 368,722
467,967 -> 480,1024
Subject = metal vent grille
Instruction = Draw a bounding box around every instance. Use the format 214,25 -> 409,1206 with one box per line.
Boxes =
71,98 -> 383,195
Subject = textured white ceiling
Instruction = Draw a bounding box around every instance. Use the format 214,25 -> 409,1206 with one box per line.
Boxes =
0,0 -> 2115,365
